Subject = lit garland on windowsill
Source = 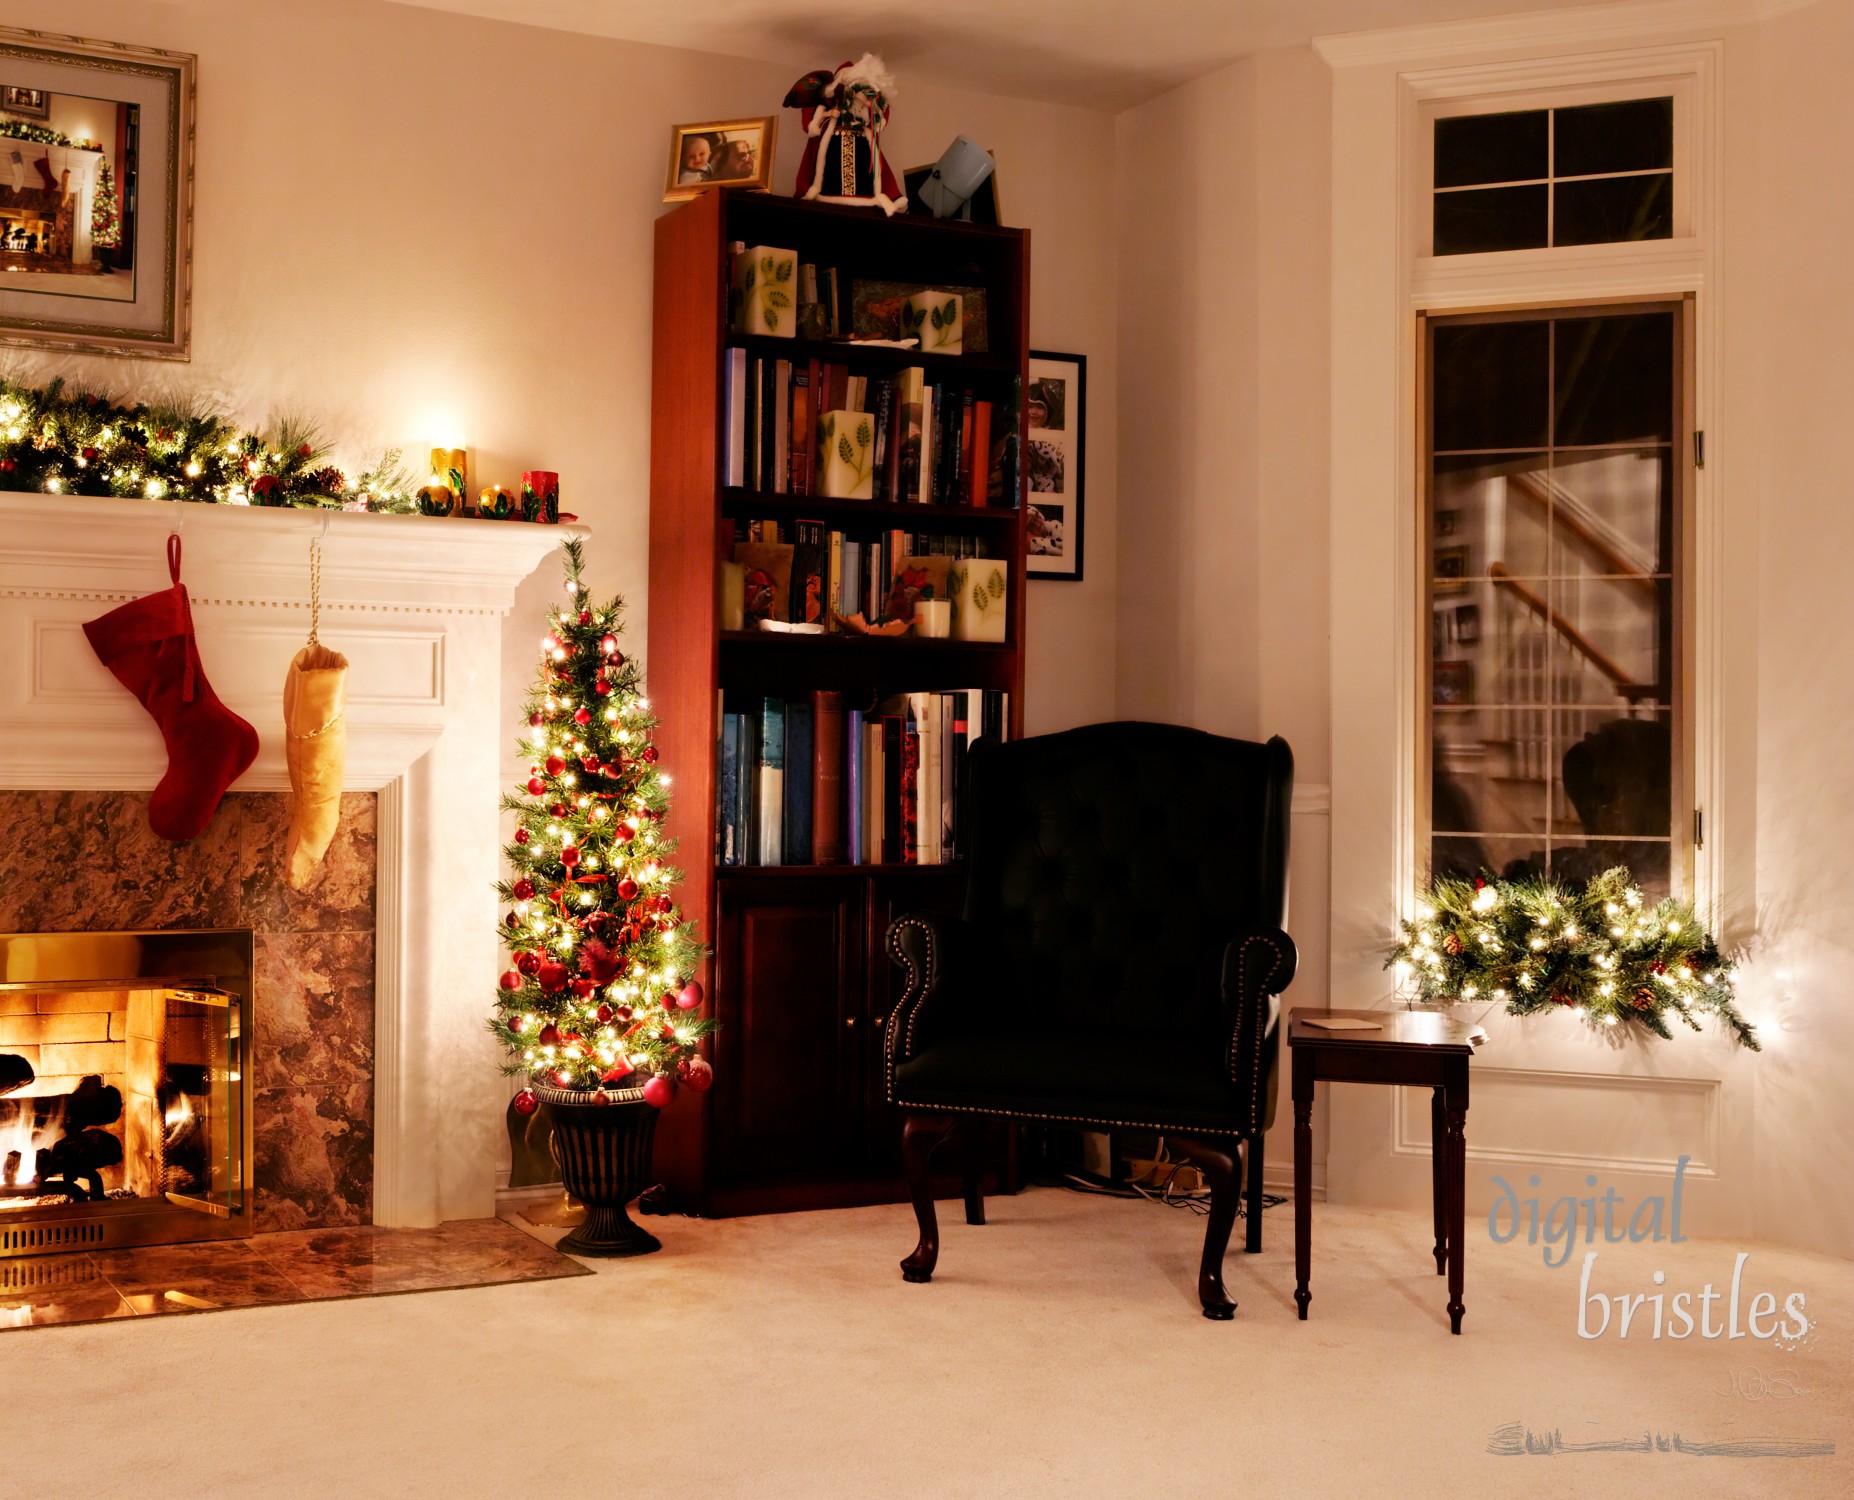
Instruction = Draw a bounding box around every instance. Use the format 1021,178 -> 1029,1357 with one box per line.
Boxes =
1386,867 -> 1758,1049
0,374 -> 418,513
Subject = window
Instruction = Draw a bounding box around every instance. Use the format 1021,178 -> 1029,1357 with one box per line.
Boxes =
1422,303 -> 1689,897
1432,97 -> 1673,255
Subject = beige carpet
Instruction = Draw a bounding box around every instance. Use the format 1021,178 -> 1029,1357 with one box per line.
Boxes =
9,1188 -> 1849,1498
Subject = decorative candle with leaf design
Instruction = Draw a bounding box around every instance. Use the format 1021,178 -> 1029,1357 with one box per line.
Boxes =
816,408 -> 874,499
900,290 -> 963,354
732,245 -> 799,337
950,557 -> 1008,641
430,447 -> 468,514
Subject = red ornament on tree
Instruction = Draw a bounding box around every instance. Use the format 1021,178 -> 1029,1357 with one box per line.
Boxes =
579,611 -> 592,625
642,1075 -> 674,1109
529,711 -> 545,727
642,746 -> 660,764
512,1088 -> 539,1115
600,634 -> 619,656
498,970 -> 522,991
517,951 -> 542,976
527,776 -> 545,795
595,678 -> 613,696
677,980 -> 704,1011
514,827 -> 531,844
550,802 -> 569,817
679,1056 -> 714,1092
545,755 -> 566,777
512,878 -> 535,901
537,1022 -> 562,1045
617,878 -> 638,901
538,961 -> 569,993
574,707 -> 592,726
596,1003 -> 615,1024
560,844 -> 581,868
571,978 -> 596,998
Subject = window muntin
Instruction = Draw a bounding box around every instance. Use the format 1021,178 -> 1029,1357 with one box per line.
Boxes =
1431,98 -> 1674,256
1423,306 -> 1685,898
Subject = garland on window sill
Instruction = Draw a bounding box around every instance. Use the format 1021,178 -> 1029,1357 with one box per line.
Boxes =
1386,867 -> 1758,1050
0,375 -> 418,513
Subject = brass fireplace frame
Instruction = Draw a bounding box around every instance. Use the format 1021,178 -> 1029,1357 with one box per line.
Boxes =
0,928 -> 255,1258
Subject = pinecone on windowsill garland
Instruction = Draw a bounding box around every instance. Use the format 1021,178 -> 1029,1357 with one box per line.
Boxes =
1385,866 -> 1758,1049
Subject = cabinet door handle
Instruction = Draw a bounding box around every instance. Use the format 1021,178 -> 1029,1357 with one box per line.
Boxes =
876,1014 -> 887,1028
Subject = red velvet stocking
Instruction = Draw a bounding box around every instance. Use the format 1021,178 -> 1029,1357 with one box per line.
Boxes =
33,153 -> 57,192
83,535 -> 259,841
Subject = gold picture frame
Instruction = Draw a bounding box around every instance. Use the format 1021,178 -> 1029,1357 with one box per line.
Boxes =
0,26 -> 195,361
664,116 -> 776,202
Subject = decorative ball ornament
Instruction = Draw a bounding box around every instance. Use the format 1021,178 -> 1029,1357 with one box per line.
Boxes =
582,757 -> 600,774
574,707 -> 592,726
512,878 -> 535,901
514,827 -> 531,844
572,978 -> 596,999
529,712 -> 544,727
550,801 -> 569,817
538,1022 -> 562,1046
538,961 -> 569,992
596,1003 -> 615,1024
679,1056 -> 714,1092
601,634 -> 619,656
499,970 -> 522,991
642,746 -> 660,764
642,1074 -> 674,1109
617,878 -> 639,901
579,611 -> 592,625
545,755 -> 566,777
677,980 -> 704,1011
527,777 -> 545,795
517,951 -> 542,976
512,1088 -> 539,1115
561,844 -> 581,868
616,822 -> 636,843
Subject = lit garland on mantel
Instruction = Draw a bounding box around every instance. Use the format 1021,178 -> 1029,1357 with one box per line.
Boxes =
1387,867 -> 1759,1049
0,374 -> 419,513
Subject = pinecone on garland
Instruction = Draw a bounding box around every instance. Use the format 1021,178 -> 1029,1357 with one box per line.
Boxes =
1632,988 -> 1656,1011
1442,933 -> 1464,955
305,466 -> 347,495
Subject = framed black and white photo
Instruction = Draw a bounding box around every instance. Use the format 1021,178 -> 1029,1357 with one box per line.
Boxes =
0,28 -> 195,360
1025,349 -> 1085,581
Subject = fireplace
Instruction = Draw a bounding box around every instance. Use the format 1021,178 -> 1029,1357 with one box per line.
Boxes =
0,929 -> 254,1257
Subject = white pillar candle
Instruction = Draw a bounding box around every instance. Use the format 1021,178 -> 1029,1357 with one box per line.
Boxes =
733,245 -> 799,337
950,558 -> 1008,642
900,290 -> 963,354
816,409 -> 874,499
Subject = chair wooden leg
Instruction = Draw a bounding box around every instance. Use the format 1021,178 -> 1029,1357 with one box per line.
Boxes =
900,1112 -> 958,1283
959,1118 -> 986,1227
1243,1131 -> 1265,1254
1173,1135 -> 1240,1320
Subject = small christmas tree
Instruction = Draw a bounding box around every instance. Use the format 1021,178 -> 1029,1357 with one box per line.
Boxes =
91,158 -> 121,252
491,539 -> 713,1105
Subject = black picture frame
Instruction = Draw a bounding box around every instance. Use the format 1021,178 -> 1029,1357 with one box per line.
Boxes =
1026,349 -> 1086,582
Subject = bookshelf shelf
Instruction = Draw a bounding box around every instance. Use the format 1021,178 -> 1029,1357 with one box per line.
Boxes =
720,488 -> 1022,529
647,190 -> 1029,1217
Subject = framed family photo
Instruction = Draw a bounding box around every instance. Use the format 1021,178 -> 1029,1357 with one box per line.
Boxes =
0,27 -> 195,360
1025,350 -> 1086,581
664,116 -> 776,201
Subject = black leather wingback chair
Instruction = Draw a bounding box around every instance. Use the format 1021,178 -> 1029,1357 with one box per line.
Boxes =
885,722 -> 1297,1318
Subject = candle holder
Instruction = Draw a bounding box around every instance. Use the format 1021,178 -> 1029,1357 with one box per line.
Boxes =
478,484 -> 516,520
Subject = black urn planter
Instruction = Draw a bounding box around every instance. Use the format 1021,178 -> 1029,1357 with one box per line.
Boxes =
533,1083 -> 662,1257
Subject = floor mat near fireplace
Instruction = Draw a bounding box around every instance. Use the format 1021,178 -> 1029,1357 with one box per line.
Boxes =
0,1216 -> 591,1330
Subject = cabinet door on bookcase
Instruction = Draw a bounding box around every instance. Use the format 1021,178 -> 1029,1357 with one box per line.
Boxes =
862,869 -> 966,1161
713,876 -> 866,1178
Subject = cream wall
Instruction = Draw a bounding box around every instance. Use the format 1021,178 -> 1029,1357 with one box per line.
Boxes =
2,0 -> 1117,755
1114,48 -> 1332,1189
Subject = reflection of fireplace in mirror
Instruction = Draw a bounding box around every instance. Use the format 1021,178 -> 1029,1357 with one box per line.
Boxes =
0,204 -> 60,266
0,930 -> 253,1257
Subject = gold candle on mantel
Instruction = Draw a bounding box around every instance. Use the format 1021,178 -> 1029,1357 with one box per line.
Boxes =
430,447 -> 469,515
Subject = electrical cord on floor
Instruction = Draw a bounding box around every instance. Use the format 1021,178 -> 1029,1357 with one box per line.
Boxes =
1051,1134 -> 1288,1218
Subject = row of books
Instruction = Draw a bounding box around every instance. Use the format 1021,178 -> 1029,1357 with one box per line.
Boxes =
729,517 -> 991,627
718,689 -> 1011,867
722,348 -> 1019,509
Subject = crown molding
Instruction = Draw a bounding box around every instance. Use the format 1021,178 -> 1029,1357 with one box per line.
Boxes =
1313,0 -> 1813,68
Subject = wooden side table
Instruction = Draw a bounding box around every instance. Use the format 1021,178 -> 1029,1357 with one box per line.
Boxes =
1289,1007 -> 1478,1334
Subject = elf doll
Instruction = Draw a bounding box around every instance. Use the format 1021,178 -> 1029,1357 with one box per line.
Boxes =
784,54 -> 907,216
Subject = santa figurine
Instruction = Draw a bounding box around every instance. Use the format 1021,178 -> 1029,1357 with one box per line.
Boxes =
784,54 -> 907,216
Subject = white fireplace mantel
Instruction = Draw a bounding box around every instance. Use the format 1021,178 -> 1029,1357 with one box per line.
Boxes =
0,492 -> 579,1227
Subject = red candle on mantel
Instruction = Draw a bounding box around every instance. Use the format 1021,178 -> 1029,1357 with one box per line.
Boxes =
522,471 -> 559,524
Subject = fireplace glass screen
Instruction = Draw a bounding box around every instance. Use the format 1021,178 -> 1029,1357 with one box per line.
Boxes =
0,931 -> 253,1256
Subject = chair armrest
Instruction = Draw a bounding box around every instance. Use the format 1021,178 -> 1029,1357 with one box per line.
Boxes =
1222,928 -> 1298,1135
885,913 -> 975,1066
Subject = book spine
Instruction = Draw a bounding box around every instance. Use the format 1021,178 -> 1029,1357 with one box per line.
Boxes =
773,359 -> 792,495
757,696 -> 785,866
958,392 -> 974,505
827,530 -> 843,629
719,711 -> 741,865
872,378 -> 892,482
813,690 -> 845,864
865,721 -> 885,864
740,709 -> 760,865
784,700 -> 813,864
723,348 -> 747,489
899,714 -> 920,866
917,383 -> 935,504
970,401 -> 992,507
845,706 -> 864,866
882,714 -> 903,863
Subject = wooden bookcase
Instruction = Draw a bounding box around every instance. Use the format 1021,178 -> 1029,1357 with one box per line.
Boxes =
647,191 -> 1030,1216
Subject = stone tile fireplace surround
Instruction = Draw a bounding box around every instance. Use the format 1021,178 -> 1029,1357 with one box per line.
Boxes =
0,493 -> 573,1232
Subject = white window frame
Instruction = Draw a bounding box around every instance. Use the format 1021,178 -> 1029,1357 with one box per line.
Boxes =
1392,42 -> 1726,923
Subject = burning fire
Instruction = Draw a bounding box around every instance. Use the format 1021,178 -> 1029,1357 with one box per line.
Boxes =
0,1099 -> 64,1191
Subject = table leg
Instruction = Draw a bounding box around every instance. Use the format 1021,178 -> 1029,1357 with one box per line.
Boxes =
1430,1087 -> 1447,1275
1444,1071 -> 1467,1335
1293,1051 -> 1313,1321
